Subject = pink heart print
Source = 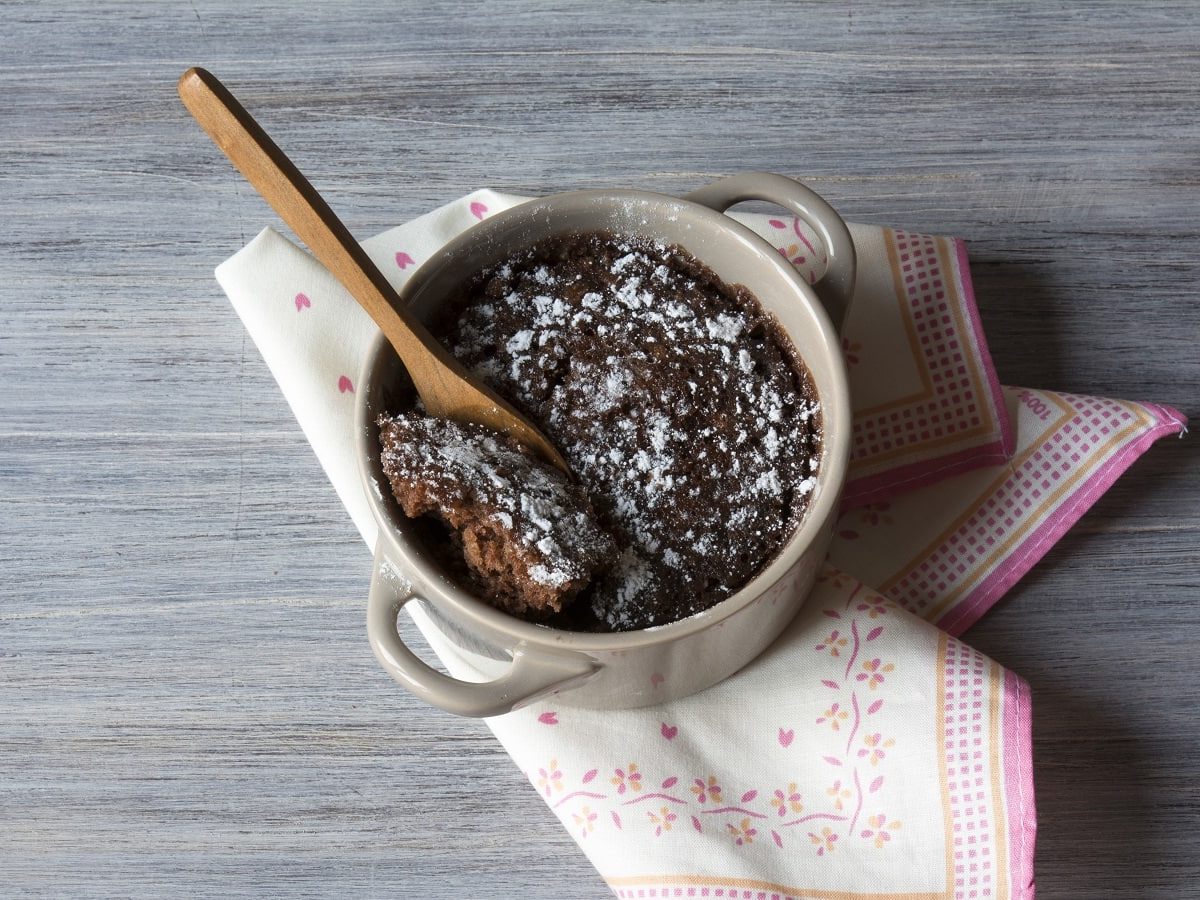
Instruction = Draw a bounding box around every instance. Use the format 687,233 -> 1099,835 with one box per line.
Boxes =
650,672 -> 665,687
778,727 -> 795,748
661,722 -> 678,741
337,375 -> 354,394
470,201 -> 488,220
294,292 -> 311,311
537,711 -> 558,725
394,251 -> 415,270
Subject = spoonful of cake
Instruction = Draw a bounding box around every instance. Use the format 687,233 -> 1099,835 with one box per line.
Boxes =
178,67 -> 569,473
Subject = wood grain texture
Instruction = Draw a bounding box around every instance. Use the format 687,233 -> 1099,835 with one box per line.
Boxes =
2,1 -> 1197,897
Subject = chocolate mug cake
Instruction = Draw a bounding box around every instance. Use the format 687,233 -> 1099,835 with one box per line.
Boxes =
361,174 -> 855,714
378,230 -> 822,633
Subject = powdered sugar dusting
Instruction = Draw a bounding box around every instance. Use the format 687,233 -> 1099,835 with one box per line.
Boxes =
377,413 -> 616,613
433,231 -> 822,631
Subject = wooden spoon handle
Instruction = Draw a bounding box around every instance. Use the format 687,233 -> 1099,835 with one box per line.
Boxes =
178,67 -> 444,404
178,67 -> 568,473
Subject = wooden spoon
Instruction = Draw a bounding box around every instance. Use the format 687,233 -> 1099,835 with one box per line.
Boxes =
178,67 -> 569,473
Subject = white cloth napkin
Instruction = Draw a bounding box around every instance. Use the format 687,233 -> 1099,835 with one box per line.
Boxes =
214,188 -> 1185,899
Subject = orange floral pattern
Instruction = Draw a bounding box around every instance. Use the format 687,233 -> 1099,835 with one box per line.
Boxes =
648,806 -> 677,837
859,733 -> 896,767
861,813 -> 902,848
727,818 -> 758,846
817,702 -> 851,731
771,783 -> 803,817
610,763 -> 643,795
691,775 -> 722,805
815,630 -> 849,657
826,780 -> 853,811
573,805 -> 597,838
809,826 -> 838,856
531,583 -> 907,857
857,658 -> 895,690
537,759 -> 563,797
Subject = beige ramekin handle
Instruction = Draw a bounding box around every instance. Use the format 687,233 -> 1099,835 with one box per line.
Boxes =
366,546 -> 597,717
684,172 -> 857,331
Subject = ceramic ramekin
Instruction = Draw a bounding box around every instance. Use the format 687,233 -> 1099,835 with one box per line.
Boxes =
356,173 -> 854,716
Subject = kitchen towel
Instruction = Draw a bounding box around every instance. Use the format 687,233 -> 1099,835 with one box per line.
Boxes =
215,188 -> 1185,899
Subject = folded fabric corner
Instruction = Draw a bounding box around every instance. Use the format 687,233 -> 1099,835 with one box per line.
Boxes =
831,389 -> 1188,635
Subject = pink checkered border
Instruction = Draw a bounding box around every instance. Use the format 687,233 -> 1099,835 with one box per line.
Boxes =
943,639 -> 1036,900
942,636 -> 1002,900
879,392 -> 1186,635
936,398 -> 1186,635
844,234 -> 1012,509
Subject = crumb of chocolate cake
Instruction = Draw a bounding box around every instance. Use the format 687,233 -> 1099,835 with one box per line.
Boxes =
424,230 -> 822,632
377,412 -> 617,617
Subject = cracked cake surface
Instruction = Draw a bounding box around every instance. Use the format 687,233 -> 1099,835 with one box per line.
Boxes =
378,412 -> 617,617
384,229 -> 822,632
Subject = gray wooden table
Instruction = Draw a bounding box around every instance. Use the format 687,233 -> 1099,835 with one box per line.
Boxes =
3,2 -> 1197,897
